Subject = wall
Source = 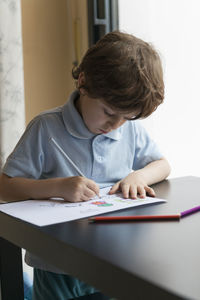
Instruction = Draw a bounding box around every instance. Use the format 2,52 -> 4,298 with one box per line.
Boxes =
119,0 -> 200,178
20,0 -> 89,281
21,0 -> 88,124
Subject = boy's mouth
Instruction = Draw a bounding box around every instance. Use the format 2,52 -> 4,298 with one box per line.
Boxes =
99,129 -> 110,134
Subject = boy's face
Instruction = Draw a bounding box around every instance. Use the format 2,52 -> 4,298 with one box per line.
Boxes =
76,93 -> 136,135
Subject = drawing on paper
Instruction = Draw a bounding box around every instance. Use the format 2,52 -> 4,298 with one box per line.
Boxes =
91,200 -> 113,207
0,186 -> 167,226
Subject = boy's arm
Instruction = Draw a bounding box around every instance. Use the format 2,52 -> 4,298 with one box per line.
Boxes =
133,157 -> 171,186
109,157 -> 171,199
0,174 -> 99,203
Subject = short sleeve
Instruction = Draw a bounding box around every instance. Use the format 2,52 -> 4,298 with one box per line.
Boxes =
2,116 -> 45,179
132,121 -> 163,170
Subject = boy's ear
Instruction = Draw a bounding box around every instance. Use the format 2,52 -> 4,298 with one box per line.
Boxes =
77,72 -> 86,95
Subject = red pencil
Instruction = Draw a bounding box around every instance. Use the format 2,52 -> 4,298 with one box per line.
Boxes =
89,214 -> 181,222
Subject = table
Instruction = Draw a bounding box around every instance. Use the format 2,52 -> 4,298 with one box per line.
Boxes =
0,176 -> 200,300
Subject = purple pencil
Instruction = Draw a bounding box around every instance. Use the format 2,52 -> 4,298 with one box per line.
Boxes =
180,205 -> 200,218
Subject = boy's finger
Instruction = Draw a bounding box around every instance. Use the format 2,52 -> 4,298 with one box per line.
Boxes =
109,182 -> 120,194
84,187 -> 97,199
129,185 -> 137,199
145,186 -> 155,197
121,183 -> 130,198
137,186 -> 146,198
81,193 -> 91,202
87,180 -> 100,196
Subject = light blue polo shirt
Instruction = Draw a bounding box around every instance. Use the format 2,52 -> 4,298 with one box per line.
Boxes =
3,90 -> 162,186
3,90 -> 163,272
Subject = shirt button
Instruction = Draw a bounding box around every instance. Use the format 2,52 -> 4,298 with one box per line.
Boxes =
98,156 -> 102,161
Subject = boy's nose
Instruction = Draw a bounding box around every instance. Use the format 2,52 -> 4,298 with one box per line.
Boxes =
108,117 -> 125,130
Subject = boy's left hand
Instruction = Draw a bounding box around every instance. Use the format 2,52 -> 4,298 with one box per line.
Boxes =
109,172 -> 155,199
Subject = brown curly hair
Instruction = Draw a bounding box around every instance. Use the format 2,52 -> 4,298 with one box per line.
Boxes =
72,31 -> 164,120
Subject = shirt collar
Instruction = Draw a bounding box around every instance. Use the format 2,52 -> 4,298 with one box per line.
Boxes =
62,90 -> 122,141
103,128 -> 122,140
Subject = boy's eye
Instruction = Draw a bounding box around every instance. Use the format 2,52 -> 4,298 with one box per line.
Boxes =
104,109 -> 114,117
104,109 -> 134,121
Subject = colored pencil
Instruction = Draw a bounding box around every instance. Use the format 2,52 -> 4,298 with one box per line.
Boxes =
180,205 -> 200,218
50,137 -> 85,177
89,214 -> 181,222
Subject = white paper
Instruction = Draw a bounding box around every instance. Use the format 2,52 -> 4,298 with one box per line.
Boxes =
0,187 -> 166,226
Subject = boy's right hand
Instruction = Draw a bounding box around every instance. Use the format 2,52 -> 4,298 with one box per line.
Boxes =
57,176 -> 99,202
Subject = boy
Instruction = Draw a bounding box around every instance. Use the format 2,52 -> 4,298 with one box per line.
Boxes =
0,31 -> 170,299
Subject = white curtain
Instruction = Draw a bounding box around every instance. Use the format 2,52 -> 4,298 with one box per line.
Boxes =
0,0 -> 25,171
